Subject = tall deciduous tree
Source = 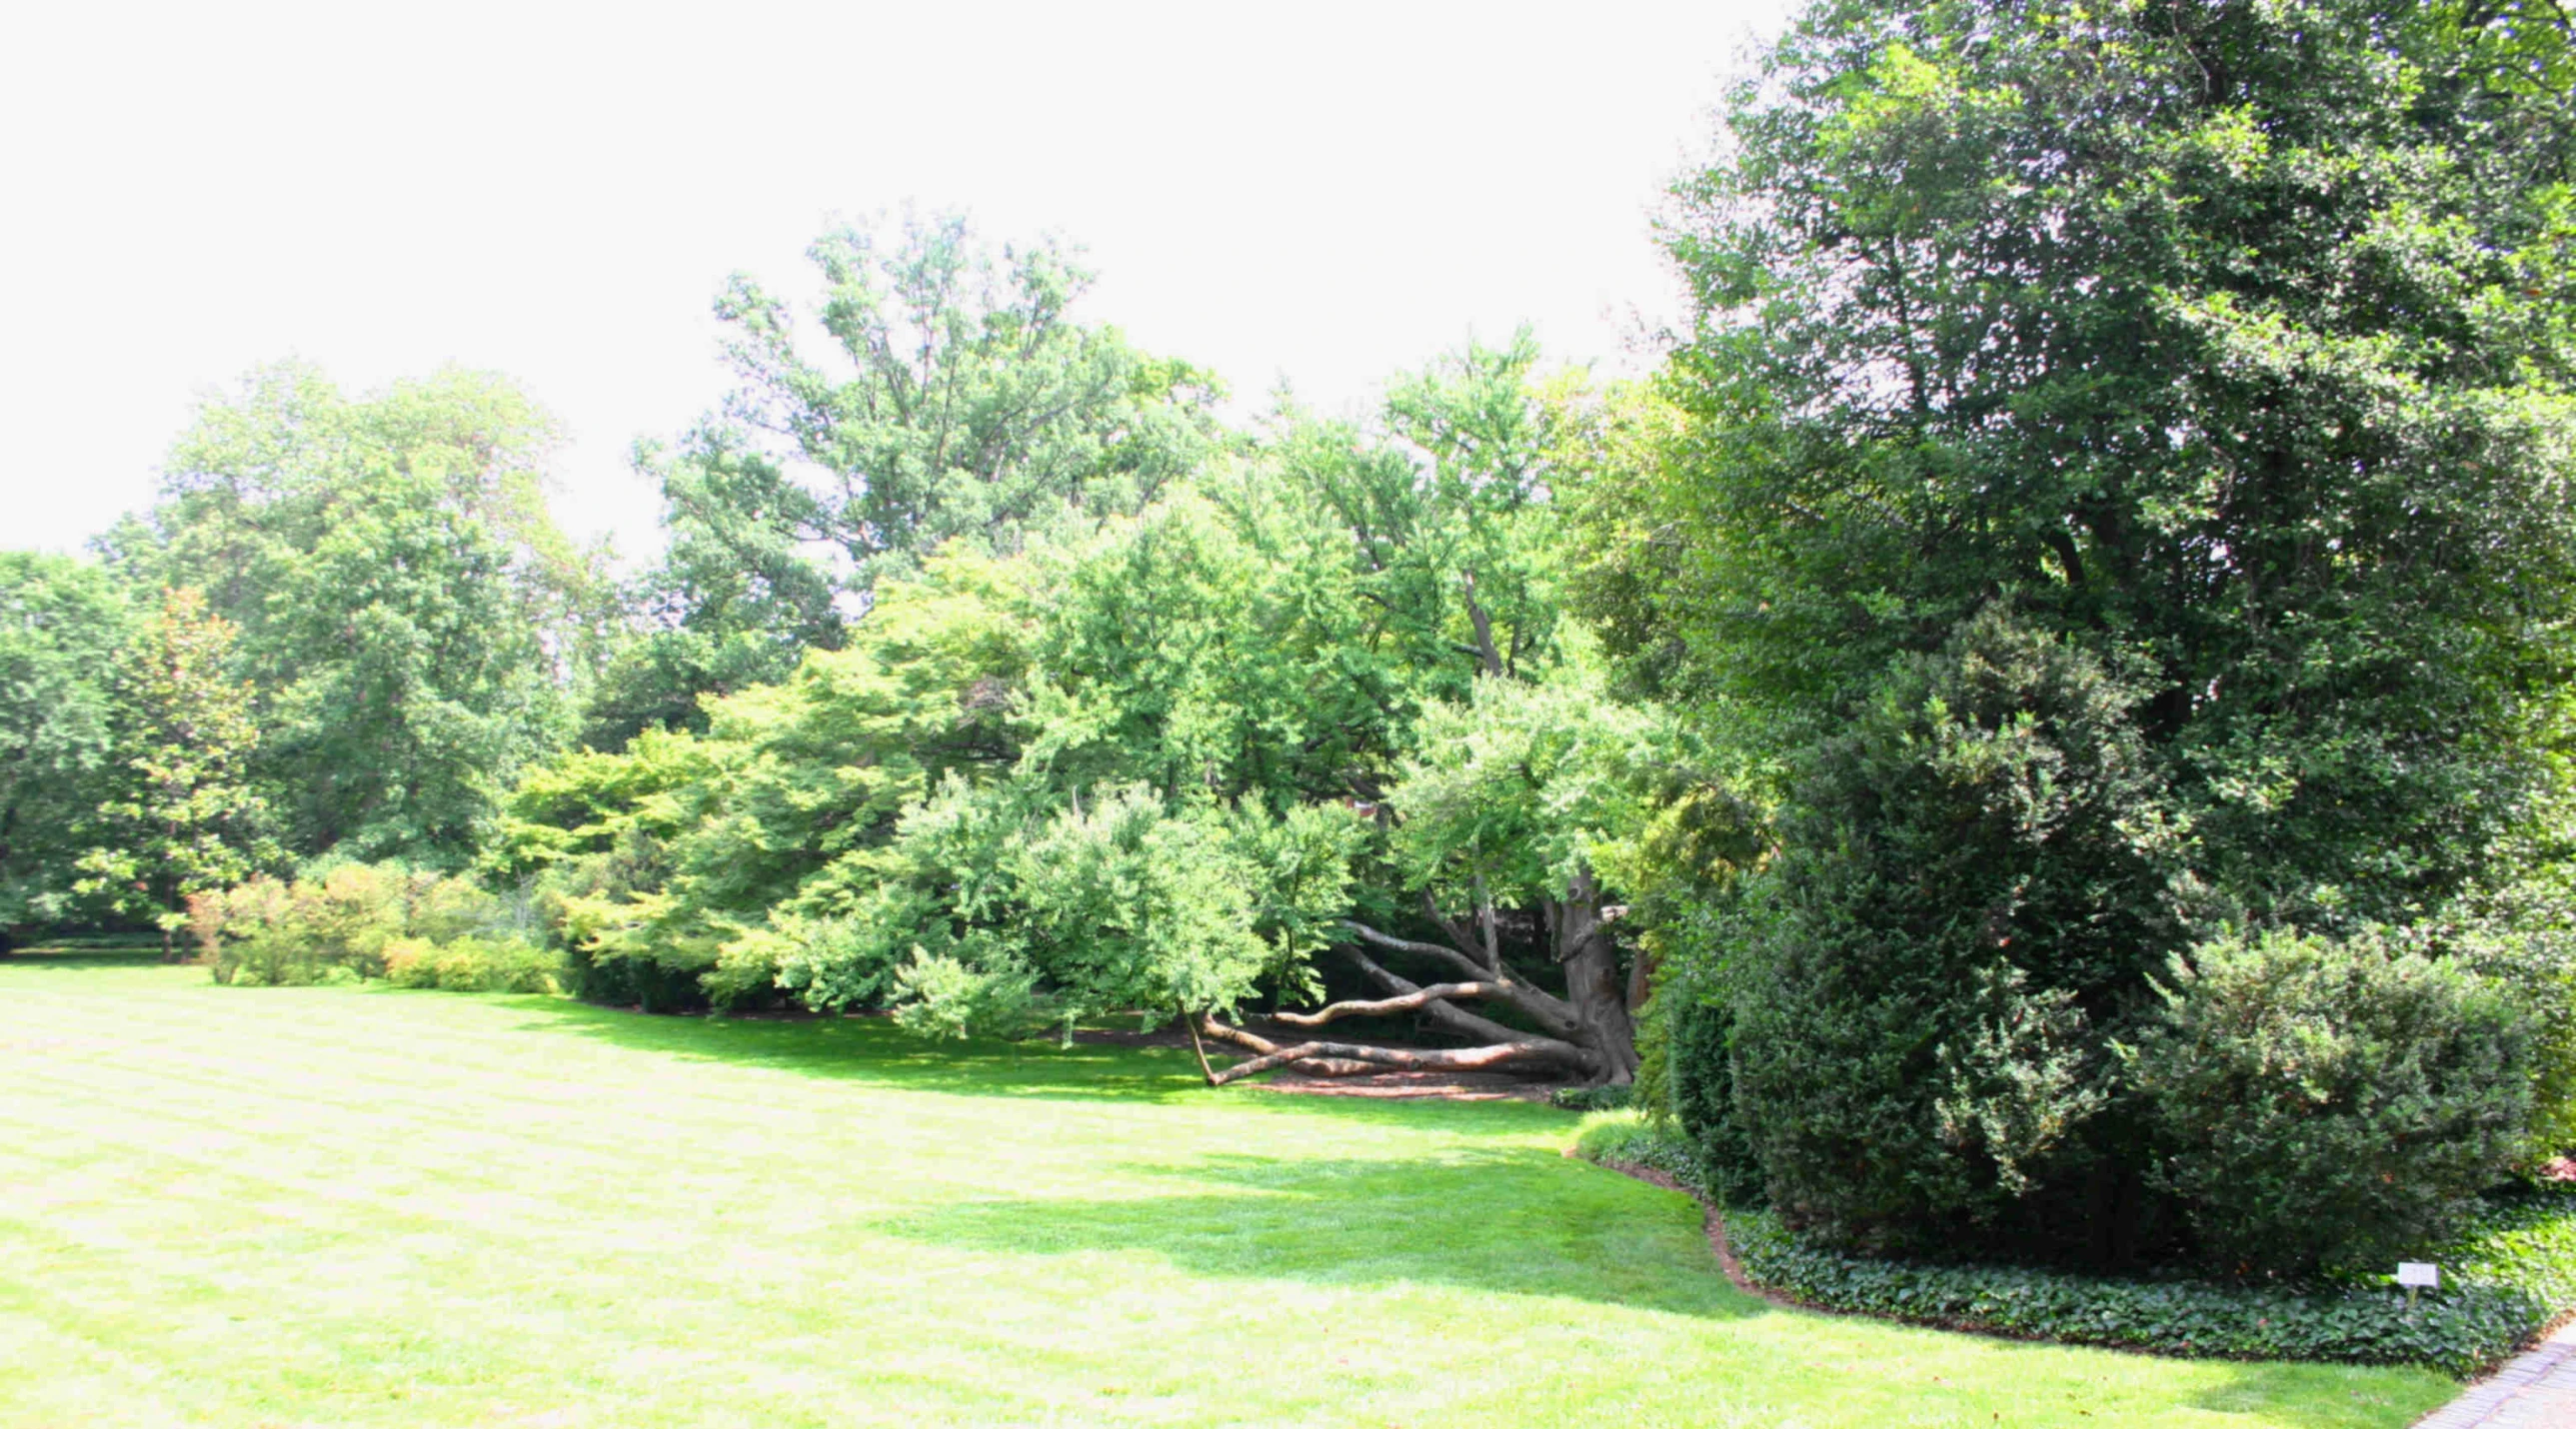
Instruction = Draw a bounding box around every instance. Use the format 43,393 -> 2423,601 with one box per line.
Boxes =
512,340 -> 1673,1084
0,554 -> 132,948
109,364 -> 615,864
586,212 -> 1227,746
78,589 -> 273,956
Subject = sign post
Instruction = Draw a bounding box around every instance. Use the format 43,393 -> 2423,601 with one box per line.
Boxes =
2396,1262 -> 2439,1309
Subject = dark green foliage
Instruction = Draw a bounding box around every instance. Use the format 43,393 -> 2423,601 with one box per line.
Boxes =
2132,929 -> 2536,1276
1727,608 -> 2184,1248
107,364 -> 613,865
0,553 -> 131,939
1725,1205 -> 2561,1377
1593,0 -> 2576,1273
593,212 -> 1227,743
1577,1117 -> 2576,1374
580,433 -> 851,749
559,942 -> 711,1014
1664,990 -> 1764,1208
78,589 -> 277,948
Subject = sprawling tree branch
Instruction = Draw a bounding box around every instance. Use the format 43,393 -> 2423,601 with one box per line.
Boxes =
1197,1015 -> 1380,1078
1418,891 -> 1487,973
1337,919 -> 1579,1038
1272,980 -> 1511,1027
1206,1036 -> 1581,1088
1339,917 -> 1496,984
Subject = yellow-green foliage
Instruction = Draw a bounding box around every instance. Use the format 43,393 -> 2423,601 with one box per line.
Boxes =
192,862 -> 554,994
383,934 -> 558,993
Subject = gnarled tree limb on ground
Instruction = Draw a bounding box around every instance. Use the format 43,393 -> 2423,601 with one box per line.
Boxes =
1190,904 -> 1625,1086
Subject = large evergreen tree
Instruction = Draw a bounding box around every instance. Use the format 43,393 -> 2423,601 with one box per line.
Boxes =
1578,0 -> 2576,1265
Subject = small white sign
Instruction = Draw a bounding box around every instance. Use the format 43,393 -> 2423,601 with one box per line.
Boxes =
2397,1262 -> 2441,1289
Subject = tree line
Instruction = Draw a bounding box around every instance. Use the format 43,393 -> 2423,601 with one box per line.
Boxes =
6,0 -> 2574,1284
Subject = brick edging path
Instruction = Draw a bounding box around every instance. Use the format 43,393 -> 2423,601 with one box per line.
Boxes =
2414,1321 -> 2576,1427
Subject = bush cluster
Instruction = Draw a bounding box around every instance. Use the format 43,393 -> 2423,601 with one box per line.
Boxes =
1725,1206 -> 2558,1377
383,935 -> 559,993
1654,612 -> 2566,1276
189,863 -> 555,994
2128,929 -> 2537,1276
1602,0 -> 2576,1296
1573,1112 -> 2576,1375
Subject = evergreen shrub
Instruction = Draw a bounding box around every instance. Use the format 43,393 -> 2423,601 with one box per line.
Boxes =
2132,929 -> 2535,1276
1574,1117 -> 2576,1375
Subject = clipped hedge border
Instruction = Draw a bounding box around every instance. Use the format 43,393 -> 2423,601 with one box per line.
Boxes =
1570,1112 -> 2576,1376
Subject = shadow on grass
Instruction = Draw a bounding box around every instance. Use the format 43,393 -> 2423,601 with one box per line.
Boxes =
0,949 -> 170,968
868,1155 -> 2482,1422
877,1145 -> 1770,1321
504,994 -> 1563,1132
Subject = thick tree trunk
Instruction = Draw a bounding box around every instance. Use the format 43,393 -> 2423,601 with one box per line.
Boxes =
1555,868 -> 1639,1085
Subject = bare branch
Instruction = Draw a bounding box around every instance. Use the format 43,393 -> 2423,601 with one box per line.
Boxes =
1274,982 -> 1512,1027
1199,1016 -> 1379,1077
1340,918 -> 1495,984
1472,874 -> 1500,973
1207,1037 -> 1583,1088
1338,943 -> 1578,1043
1336,921 -> 1577,1034
1419,890 -> 1484,970
1461,580 -> 1504,678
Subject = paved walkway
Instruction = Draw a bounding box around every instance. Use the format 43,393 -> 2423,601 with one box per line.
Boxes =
2415,1321 -> 2576,1428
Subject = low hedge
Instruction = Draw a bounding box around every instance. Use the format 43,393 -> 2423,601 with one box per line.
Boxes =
1572,1111 -> 2576,1376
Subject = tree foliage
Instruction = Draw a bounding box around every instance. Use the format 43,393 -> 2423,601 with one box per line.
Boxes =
0,554 -> 132,943
1590,0 -> 2576,1269
587,212 -> 1229,746
110,363 -> 614,864
76,589 -> 274,952
508,342 -> 1673,1081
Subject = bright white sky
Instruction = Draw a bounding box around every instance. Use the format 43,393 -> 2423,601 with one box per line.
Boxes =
0,0 -> 1789,564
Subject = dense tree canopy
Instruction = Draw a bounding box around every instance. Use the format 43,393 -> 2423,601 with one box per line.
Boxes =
108,364 -> 615,865
585,213 -> 1230,747
75,589 -> 274,956
503,342 -> 1670,1081
1580,0 -> 2576,1269
0,554 -> 131,945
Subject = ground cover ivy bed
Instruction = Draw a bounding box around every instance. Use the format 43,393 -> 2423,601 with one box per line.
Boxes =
1575,1111 -> 2576,1377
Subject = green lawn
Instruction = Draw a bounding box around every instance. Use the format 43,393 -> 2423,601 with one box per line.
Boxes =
0,959 -> 2457,1428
